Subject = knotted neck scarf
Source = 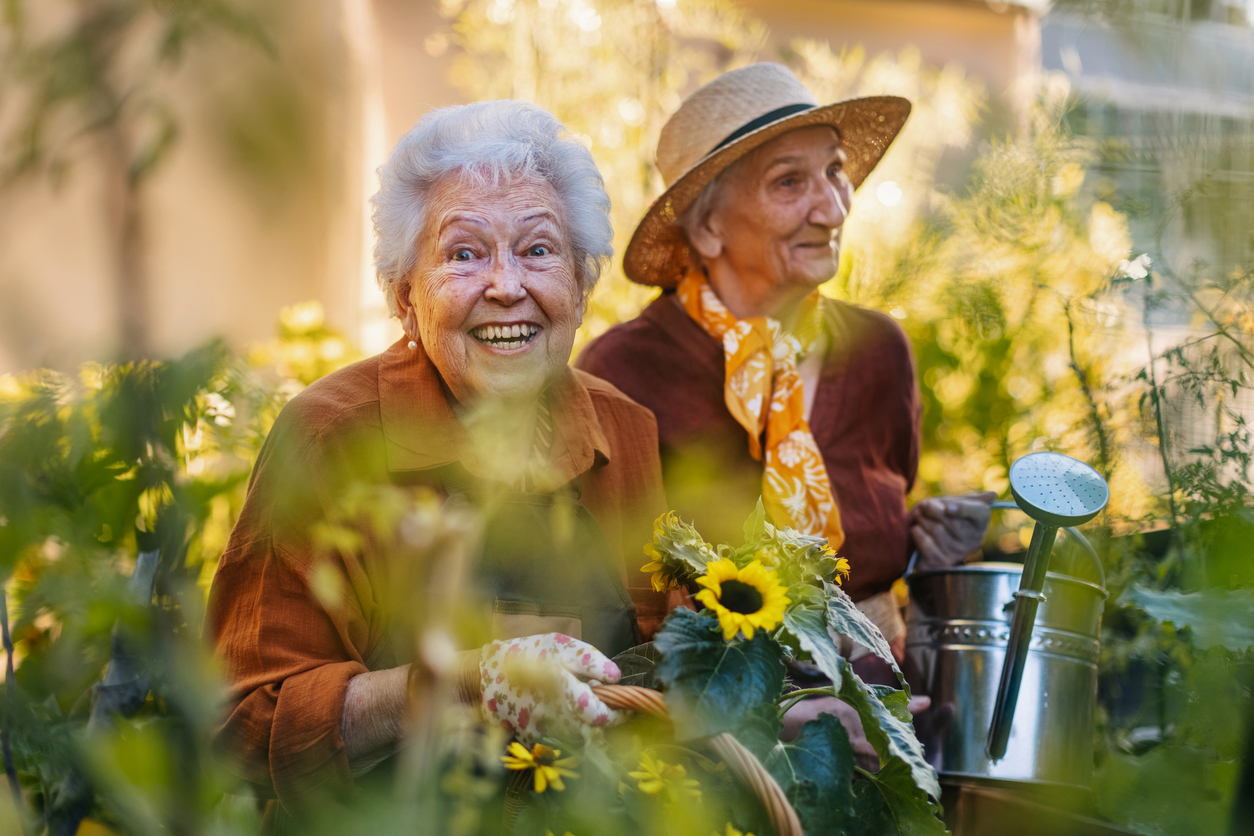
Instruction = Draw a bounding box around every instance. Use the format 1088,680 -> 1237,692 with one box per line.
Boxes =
676,266 -> 845,551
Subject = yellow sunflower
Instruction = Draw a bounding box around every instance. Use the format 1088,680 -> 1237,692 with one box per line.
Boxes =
694,559 -> 790,641
501,742 -> 579,792
627,752 -> 703,803
641,542 -> 673,593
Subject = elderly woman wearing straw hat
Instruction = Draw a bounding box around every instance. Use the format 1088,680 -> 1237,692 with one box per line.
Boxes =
208,101 -> 675,828
577,64 -> 994,692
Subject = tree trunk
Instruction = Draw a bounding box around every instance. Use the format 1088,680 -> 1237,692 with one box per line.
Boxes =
103,128 -> 149,361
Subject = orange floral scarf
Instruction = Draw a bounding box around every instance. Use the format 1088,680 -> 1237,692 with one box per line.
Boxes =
676,267 -> 845,551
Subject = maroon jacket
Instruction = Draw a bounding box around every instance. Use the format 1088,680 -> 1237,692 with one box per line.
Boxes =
576,292 -> 921,602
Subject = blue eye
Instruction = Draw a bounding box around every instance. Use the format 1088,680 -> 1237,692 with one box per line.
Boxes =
528,245 -> 550,256
453,249 -> 473,261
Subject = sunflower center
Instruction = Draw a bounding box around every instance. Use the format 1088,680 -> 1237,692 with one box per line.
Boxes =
719,579 -> 764,614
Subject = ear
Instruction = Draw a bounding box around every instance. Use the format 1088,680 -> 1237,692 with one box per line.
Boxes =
393,279 -> 420,338
687,207 -> 724,261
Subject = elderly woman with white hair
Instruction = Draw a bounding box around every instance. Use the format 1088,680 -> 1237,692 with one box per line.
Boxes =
207,101 -> 671,827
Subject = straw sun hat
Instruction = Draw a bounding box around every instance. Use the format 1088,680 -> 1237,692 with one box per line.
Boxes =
623,62 -> 912,288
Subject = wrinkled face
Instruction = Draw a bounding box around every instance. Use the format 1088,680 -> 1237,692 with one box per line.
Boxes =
400,174 -> 583,404
704,125 -> 853,294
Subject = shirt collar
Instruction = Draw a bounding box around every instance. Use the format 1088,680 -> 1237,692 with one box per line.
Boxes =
377,337 -> 610,484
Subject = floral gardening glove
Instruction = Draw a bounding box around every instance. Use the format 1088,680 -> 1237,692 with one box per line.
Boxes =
480,633 -> 625,745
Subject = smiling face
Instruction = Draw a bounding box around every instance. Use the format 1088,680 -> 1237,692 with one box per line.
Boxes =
688,125 -> 853,318
397,174 -> 583,404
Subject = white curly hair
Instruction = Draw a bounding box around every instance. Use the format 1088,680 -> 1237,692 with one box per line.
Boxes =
371,100 -> 613,317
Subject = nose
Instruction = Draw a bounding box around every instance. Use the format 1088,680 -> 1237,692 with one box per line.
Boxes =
809,177 -> 849,230
484,256 -> 528,306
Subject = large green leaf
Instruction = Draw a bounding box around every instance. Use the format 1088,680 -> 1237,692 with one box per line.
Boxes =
782,605 -> 940,809
849,779 -> 900,834
824,581 -> 906,690
782,605 -> 845,692
837,667 -> 941,802
860,760 -> 948,835
763,714 -> 856,836
1122,585 -> 1254,652
654,608 -> 786,740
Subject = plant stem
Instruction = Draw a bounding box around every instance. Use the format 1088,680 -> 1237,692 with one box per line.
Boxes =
0,590 -> 24,823
1143,283 -> 1181,531
778,687 -> 836,717
1064,298 -> 1114,481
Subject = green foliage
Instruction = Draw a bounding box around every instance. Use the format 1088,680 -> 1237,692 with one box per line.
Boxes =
654,607 -> 787,740
1122,586 -> 1254,653
0,342 -> 280,833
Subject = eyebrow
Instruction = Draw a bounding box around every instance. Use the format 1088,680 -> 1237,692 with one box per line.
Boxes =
438,209 -> 559,235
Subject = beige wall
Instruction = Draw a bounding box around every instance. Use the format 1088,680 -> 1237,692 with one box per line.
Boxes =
0,0 -> 364,374
742,0 -> 1040,104
0,0 -> 1041,375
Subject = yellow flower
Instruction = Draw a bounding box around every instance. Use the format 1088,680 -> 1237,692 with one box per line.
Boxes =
641,542 -> 674,593
627,752 -> 703,803
753,545 -> 781,568
694,559 -> 790,641
833,556 -> 851,585
714,825 -> 754,836
501,742 -> 579,793
823,543 -> 852,586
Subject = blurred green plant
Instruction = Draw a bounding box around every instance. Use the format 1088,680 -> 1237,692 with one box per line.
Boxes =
0,299 -> 363,834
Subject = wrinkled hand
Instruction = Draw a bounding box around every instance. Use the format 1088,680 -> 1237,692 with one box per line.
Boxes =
480,633 -> 625,745
910,491 -> 996,570
782,695 -> 931,772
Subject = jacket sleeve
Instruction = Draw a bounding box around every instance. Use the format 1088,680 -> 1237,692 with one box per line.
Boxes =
206,406 -> 373,813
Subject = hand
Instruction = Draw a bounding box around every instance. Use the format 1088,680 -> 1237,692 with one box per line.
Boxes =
479,633 -> 625,745
781,695 -> 931,772
910,491 -> 997,570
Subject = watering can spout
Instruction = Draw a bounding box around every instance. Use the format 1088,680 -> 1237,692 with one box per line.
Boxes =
985,452 -> 1109,761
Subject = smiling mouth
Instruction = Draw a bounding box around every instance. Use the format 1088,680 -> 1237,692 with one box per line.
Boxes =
471,323 -> 541,350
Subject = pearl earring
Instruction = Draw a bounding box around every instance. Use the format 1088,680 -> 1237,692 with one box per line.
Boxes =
407,338 -> 418,350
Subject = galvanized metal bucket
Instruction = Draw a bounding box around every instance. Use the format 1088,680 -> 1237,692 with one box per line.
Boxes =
904,561 -> 1107,788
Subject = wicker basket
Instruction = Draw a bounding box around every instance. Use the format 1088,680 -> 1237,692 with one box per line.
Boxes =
591,684 -> 803,836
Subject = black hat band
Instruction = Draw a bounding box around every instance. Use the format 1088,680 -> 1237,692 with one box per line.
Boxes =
707,103 -> 816,155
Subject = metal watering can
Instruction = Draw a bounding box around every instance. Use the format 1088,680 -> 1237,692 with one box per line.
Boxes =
904,452 -> 1110,789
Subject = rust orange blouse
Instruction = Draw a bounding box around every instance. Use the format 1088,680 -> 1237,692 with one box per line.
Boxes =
206,338 -> 670,812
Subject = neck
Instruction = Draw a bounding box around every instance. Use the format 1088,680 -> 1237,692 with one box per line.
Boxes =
705,262 -> 815,333
452,394 -> 539,482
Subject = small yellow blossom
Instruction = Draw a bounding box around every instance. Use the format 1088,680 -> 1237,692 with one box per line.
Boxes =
627,752 -> 703,803
501,742 -> 579,793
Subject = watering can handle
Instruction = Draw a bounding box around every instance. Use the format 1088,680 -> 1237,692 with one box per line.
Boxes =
902,501 -> 1104,590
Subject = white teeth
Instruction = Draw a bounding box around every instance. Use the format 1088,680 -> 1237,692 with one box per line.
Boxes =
472,324 -> 540,346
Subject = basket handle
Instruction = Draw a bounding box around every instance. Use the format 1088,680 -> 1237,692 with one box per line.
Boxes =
593,685 -> 804,836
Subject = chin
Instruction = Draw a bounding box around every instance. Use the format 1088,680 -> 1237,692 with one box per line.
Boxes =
471,367 -> 553,403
